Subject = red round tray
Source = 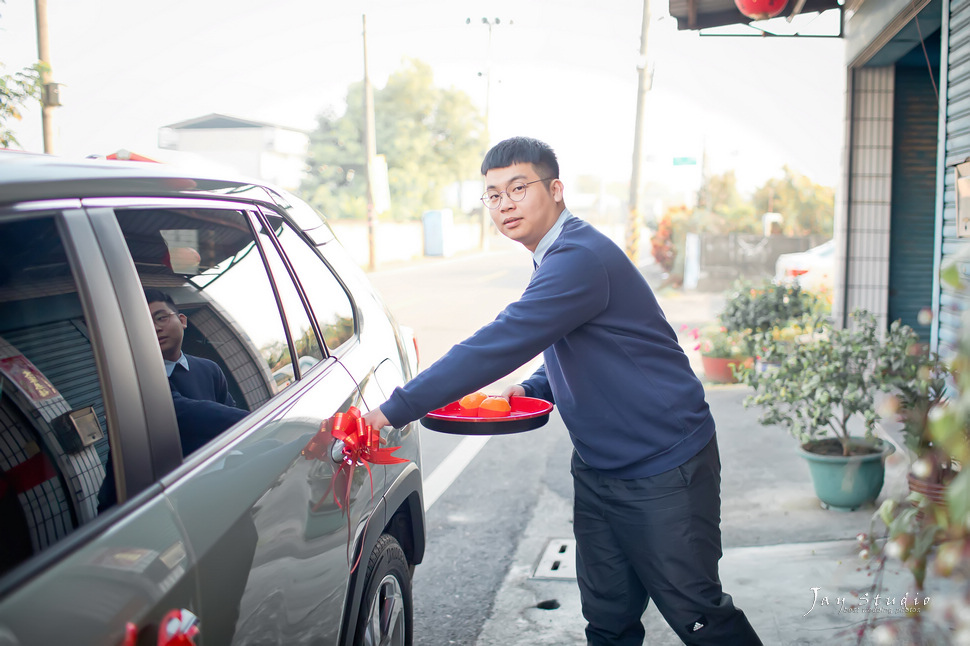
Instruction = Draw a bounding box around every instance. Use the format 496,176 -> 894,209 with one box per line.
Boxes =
421,396 -> 553,435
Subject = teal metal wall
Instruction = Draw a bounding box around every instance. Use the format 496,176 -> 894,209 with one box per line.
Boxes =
889,63 -> 940,342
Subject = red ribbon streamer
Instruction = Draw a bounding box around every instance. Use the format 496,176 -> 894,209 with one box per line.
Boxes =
301,407 -> 408,571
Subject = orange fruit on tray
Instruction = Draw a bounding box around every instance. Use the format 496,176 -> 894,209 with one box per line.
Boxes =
478,396 -> 512,417
458,391 -> 487,416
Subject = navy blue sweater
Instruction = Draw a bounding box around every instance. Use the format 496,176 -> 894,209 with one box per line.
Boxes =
169,354 -> 235,408
381,216 -> 715,478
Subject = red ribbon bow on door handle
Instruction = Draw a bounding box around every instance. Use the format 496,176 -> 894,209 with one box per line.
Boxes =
302,406 -> 408,571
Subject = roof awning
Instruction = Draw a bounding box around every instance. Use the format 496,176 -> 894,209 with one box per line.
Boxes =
667,0 -> 842,31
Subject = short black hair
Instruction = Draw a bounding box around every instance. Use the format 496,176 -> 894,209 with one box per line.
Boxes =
481,136 -> 559,179
144,288 -> 178,312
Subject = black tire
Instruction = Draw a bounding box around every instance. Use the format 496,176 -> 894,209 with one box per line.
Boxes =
353,534 -> 413,646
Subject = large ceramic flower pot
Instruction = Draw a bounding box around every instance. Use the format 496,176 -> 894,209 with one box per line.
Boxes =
700,355 -> 750,384
798,438 -> 893,511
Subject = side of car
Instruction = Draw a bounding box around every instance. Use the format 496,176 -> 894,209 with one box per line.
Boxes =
774,239 -> 835,293
0,163 -> 424,646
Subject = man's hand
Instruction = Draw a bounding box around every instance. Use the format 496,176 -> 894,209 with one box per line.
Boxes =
501,384 -> 526,400
362,406 -> 390,431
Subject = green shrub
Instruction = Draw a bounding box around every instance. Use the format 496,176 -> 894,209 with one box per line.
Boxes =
719,279 -> 822,336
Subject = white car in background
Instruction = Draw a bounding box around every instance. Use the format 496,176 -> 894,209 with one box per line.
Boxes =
775,239 -> 835,293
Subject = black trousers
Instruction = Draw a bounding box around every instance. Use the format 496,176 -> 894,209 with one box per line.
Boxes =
571,436 -> 762,646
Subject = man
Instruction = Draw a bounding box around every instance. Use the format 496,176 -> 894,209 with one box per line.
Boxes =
362,137 -> 761,645
98,291 -> 244,511
145,289 -> 235,408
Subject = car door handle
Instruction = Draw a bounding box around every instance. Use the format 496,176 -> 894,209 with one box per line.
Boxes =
330,439 -> 347,463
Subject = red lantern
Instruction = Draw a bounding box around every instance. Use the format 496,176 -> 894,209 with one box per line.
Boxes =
734,0 -> 788,20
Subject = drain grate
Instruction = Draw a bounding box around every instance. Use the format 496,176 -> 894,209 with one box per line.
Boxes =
532,538 -> 577,580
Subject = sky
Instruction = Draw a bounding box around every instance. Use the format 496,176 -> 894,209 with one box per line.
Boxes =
0,0 -> 847,197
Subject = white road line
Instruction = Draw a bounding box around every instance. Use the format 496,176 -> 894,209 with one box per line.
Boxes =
422,359 -> 543,511
422,435 -> 491,511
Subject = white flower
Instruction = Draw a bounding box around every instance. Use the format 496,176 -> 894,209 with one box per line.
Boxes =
871,623 -> 897,644
911,458 -> 933,480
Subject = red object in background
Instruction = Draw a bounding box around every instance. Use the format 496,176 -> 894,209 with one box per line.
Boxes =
701,355 -> 752,384
162,247 -> 202,274
734,0 -> 788,20
1,452 -> 57,496
157,609 -> 199,646
106,149 -> 159,163
0,355 -> 58,401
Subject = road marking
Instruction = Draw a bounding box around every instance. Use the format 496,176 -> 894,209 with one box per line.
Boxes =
422,359 -> 543,511
423,435 -> 490,511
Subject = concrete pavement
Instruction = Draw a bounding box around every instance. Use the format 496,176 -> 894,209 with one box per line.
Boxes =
474,385 -> 928,646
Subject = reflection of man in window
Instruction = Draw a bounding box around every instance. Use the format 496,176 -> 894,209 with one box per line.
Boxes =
145,289 -> 235,407
97,291 -> 245,512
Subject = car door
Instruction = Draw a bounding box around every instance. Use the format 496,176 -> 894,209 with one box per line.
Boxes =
261,203 -> 420,471
0,208 -> 201,646
103,201 -> 376,644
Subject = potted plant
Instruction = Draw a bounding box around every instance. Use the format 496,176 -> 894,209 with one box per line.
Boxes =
879,328 -> 954,506
748,314 -> 820,373
740,310 -> 905,510
851,266 -> 970,642
689,325 -> 750,384
718,278 -> 823,356
856,322 -> 969,642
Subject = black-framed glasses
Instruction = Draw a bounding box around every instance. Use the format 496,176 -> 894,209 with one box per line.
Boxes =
481,178 -> 554,209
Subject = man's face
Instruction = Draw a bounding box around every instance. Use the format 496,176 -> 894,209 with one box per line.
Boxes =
485,162 -> 563,252
149,301 -> 187,362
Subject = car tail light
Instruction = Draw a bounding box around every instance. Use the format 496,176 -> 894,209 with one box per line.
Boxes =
412,336 -> 420,370
786,269 -> 809,277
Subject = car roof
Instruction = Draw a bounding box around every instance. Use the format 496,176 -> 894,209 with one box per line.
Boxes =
0,150 -> 270,206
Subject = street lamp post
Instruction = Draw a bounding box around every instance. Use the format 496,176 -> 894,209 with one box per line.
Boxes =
467,16 -> 511,251
35,0 -> 59,154
626,0 -> 651,264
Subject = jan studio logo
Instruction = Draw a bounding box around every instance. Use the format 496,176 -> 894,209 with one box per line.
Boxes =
803,587 -> 929,617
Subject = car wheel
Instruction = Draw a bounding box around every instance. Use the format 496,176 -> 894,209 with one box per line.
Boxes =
355,534 -> 412,646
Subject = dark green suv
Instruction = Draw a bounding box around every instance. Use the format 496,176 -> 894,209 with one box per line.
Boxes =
0,151 -> 424,645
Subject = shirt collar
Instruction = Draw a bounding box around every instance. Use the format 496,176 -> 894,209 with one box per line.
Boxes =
532,208 -> 573,268
164,352 -> 189,377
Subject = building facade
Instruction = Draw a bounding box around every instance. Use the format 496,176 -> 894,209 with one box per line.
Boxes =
159,113 -> 309,193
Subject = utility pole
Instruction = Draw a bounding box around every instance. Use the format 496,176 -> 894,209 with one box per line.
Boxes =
468,17 -> 511,251
35,0 -> 58,154
362,14 -> 378,271
626,0 -> 652,264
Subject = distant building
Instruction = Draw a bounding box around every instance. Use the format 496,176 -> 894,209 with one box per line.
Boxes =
158,113 -> 309,192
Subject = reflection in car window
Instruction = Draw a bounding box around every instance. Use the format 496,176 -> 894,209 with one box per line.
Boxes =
269,216 -> 355,350
114,208 -> 294,407
0,216 -> 110,573
254,217 -> 323,379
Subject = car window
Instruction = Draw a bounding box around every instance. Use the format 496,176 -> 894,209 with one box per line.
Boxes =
252,216 -> 324,380
266,214 -> 355,351
113,206 -> 295,408
0,215 -> 111,575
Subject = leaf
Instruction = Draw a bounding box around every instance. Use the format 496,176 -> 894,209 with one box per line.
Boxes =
941,258 -> 963,290
945,468 -> 970,521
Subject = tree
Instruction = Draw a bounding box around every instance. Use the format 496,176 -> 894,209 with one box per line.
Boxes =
301,59 -> 488,221
752,166 -> 834,236
695,170 -> 759,234
0,63 -> 44,149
